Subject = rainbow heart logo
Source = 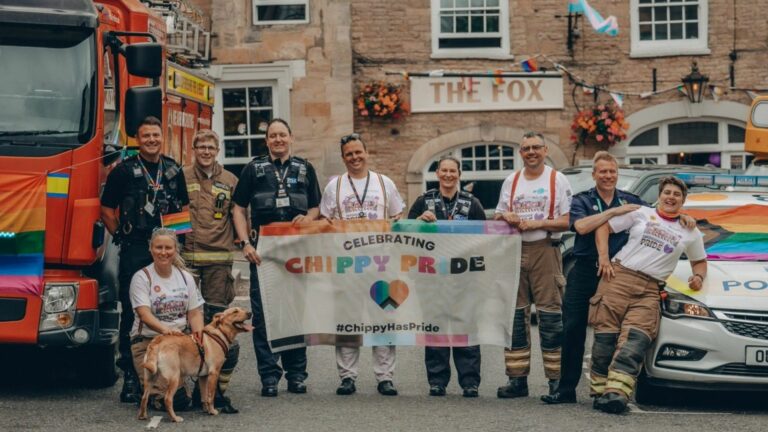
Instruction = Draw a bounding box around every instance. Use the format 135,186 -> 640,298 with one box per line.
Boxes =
370,280 -> 409,311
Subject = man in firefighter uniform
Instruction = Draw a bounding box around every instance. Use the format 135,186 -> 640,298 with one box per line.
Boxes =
408,155 -> 485,398
182,130 -> 240,413
232,118 -> 321,397
100,116 -> 189,403
494,132 -> 572,399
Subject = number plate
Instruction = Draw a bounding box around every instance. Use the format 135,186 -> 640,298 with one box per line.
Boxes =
745,346 -> 768,366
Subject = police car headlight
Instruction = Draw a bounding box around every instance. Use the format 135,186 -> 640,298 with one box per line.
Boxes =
662,289 -> 714,319
42,283 -> 77,313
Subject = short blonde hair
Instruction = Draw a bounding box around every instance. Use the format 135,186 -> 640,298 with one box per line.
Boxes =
193,129 -> 220,148
592,151 -> 618,171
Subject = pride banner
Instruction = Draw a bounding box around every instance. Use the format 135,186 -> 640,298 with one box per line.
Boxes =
257,219 -> 521,351
0,172 -> 46,296
686,204 -> 768,261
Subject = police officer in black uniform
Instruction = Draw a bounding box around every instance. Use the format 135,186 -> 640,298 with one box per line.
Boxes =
100,116 -> 189,403
408,155 -> 486,398
232,118 -> 321,397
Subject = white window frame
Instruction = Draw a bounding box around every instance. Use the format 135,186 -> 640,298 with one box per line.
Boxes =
624,119 -> 746,168
430,0 -> 512,59
629,0 -> 709,58
252,0 -> 309,26
219,83 -> 277,165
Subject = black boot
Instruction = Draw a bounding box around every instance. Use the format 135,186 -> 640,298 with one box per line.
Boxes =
120,370 -> 142,404
214,385 -> 238,414
497,377 -> 529,399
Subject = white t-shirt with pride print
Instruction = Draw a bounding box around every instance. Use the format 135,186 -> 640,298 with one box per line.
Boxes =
495,165 -> 572,242
610,206 -> 706,281
320,170 -> 405,220
129,264 -> 204,338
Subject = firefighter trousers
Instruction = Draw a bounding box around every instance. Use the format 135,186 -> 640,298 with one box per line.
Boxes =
504,239 -> 565,380
588,264 -> 661,399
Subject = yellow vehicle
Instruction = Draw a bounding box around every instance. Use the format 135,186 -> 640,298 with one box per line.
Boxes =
745,95 -> 768,174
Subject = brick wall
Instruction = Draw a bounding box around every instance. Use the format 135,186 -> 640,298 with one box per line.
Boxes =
351,0 -> 768,202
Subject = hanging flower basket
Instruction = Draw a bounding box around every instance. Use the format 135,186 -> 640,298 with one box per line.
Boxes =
356,81 -> 410,120
570,102 -> 629,148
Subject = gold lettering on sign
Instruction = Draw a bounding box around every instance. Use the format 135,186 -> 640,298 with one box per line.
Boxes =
527,80 -> 543,101
507,81 -> 525,102
467,79 -> 480,103
430,82 -> 444,103
446,82 -> 464,103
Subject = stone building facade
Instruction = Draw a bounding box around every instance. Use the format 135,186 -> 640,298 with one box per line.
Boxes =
350,0 -> 767,208
192,0 -> 767,208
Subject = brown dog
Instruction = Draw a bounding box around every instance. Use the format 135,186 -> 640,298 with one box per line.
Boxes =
137,307 -> 253,422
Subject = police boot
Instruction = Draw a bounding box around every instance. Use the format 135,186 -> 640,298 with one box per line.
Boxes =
497,376 -> 529,399
120,370 -> 142,404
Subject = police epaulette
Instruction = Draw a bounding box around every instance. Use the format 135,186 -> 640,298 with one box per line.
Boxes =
160,154 -> 181,167
290,155 -> 308,164
618,189 -> 641,201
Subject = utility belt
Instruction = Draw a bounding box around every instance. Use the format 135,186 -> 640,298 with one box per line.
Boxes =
614,261 -> 665,288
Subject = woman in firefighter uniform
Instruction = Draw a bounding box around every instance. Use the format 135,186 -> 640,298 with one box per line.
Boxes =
232,118 -> 321,397
589,176 -> 707,413
408,156 -> 486,398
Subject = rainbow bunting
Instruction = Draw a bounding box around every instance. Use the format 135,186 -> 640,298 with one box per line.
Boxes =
0,172 -> 46,296
521,58 -> 538,72
161,210 -> 192,234
47,173 -> 70,198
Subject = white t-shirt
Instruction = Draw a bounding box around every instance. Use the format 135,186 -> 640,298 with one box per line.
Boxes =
129,264 -> 205,338
610,206 -> 706,281
494,165 -> 573,241
320,170 -> 405,220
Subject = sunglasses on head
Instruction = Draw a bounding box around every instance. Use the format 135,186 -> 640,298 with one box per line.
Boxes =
340,133 -> 361,145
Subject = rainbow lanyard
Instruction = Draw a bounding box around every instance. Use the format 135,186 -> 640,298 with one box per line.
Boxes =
138,158 -> 164,202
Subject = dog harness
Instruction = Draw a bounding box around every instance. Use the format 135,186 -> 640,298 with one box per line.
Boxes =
190,329 -> 232,376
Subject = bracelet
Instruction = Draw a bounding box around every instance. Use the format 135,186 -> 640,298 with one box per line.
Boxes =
693,273 -> 705,281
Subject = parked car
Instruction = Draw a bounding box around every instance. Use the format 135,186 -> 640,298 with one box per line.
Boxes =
560,164 -> 729,277
636,174 -> 768,403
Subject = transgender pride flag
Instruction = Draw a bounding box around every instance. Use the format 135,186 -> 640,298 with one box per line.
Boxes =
0,172 -> 46,296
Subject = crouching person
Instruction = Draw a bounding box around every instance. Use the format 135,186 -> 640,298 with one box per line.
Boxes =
589,177 -> 707,413
130,228 -> 205,411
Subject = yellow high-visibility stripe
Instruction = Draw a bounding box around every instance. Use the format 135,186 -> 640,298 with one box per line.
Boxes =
607,370 -> 636,387
182,251 -> 234,261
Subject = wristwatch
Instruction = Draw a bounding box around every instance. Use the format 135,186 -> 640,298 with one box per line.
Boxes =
236,239 -> 251,249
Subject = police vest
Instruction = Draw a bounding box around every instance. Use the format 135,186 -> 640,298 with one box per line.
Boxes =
118,155 -> 183,240
424,189 -> 473,220
248,155 -> 309,222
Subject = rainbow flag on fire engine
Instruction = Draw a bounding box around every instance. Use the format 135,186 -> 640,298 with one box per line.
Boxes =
0,172 -> 46,296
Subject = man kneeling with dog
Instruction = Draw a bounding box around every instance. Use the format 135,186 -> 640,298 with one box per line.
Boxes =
130,228 -> 253,422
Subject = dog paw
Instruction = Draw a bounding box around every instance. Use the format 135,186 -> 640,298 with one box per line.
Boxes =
209,408 -> 219,416
171,416 -> 184,423
138,413 -> 147,421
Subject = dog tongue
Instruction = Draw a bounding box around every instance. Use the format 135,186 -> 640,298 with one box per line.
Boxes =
242,323 -> 255,332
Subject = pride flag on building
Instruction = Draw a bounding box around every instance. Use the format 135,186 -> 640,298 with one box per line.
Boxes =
0,172 -> 46,296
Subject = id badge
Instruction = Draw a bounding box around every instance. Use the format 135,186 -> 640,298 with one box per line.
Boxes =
276,197 -> 290,208
144,201 -> 155,216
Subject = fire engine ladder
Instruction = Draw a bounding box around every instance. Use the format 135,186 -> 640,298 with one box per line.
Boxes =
142,1 -> 212,65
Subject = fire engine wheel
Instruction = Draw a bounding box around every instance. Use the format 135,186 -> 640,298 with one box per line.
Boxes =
79,343 -> 119,388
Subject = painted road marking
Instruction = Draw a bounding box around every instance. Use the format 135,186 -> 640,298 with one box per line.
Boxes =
146,416 -> 162,429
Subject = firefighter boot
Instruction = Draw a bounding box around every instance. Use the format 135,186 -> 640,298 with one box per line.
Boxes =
497,376 -> 529,399
594,392 -> 629,414
120,370 -> 142,404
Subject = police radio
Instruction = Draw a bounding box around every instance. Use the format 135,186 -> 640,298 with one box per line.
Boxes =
214,192 -> 226,219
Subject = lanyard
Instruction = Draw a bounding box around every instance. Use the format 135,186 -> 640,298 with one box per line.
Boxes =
442,193 -> 459,220
348,172 -> 370,216
595,193 -> 626,213
273,161 -> 290,193
138,158 -> 163,191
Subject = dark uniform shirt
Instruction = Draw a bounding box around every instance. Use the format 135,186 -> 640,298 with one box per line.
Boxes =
408,191 -> 487,221
569,188 -> 645,260
231,156 -> 321,232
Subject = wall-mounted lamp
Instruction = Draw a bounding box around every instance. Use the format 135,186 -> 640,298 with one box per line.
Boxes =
681,61 -> 709,103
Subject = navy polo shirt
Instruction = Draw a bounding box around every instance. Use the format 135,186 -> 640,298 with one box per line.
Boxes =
569,188 -> 646,260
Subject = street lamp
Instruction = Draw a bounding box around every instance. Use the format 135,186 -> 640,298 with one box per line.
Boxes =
681,61 -> 709,103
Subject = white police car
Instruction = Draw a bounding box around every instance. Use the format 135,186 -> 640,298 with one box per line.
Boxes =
637,174 -> 768,403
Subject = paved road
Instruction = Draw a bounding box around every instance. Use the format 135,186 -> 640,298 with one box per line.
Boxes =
1,296 -> 767,432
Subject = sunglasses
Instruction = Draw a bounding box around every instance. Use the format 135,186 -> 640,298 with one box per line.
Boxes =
340,133 -> 361,145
